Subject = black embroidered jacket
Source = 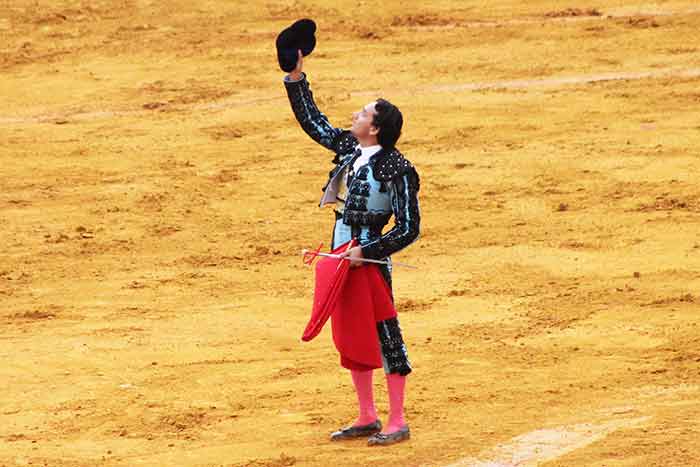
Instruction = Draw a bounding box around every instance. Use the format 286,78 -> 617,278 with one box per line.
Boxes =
283,72 -> 420,261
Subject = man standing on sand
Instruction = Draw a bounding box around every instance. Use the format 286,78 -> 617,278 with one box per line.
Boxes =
283,50 -> 421,446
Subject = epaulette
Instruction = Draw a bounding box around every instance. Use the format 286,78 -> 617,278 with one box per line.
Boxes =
373,148 -> 419,191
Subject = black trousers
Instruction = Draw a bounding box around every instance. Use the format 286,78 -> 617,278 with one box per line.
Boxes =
375,262 -> 412,376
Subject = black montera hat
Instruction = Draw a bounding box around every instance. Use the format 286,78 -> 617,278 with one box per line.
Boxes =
276,18 -> 316,72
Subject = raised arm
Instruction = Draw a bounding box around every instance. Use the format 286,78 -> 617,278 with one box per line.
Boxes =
283,50 -> 346,152
360,165 -> 421,260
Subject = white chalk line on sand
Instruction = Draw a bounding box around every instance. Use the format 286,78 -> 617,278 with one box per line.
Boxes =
440,384 -> 700,467
442,415 -> 650,467
2,66 -> 700,126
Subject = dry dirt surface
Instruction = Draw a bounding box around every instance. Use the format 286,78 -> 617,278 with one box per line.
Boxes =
2,1 -> 700,466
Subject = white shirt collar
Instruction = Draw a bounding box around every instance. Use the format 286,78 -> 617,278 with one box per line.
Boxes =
357,144 -> 382,158
350,144 -> 382,173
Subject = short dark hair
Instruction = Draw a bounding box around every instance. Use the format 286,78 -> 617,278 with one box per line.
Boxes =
372,98 -> 403,149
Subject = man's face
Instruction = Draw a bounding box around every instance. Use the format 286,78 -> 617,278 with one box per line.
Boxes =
350,100 -> 379,140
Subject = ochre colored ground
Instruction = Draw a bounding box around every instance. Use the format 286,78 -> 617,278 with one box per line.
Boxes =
2,1 -> 700,466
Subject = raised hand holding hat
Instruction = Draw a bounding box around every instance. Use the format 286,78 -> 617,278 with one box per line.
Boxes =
276,18 -> 317,72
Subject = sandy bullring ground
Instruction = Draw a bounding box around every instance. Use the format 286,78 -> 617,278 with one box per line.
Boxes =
1,0 -> 700,466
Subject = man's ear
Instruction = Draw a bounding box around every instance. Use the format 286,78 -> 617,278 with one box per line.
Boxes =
369,124 -> 379,136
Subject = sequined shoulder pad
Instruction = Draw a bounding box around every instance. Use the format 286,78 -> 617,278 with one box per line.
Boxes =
373,148 -> 419,190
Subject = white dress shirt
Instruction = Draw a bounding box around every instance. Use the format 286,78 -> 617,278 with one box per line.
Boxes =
351,143 -> 382,174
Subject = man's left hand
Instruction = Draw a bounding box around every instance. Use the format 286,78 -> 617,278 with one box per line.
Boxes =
339,246 -> 364,268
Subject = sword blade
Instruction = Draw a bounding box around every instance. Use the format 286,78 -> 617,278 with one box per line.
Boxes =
300,250 -> 417,269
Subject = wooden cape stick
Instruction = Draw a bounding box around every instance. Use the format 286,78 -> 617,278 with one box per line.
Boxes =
300,249 -> 418,269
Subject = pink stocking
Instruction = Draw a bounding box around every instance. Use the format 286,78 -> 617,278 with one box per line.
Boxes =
350,369 -> 378,426
383,373 -> 407,434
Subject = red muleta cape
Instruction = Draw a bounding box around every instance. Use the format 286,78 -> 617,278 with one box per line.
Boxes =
302,238 -> 396,370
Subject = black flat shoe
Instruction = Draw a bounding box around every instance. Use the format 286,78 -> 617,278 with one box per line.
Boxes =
367,425 -> 410,446
330,419 -> 382,441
